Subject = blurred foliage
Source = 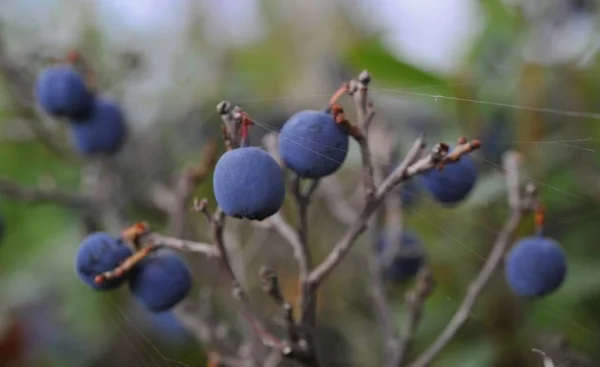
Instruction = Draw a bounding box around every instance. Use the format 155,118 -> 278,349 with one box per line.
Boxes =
0,0 -> 599,366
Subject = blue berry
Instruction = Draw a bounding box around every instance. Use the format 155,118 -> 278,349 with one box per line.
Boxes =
74,232 -> 133,291
70,97 -> 127,156
377,231 -> 425,283
504,236 -> 567,298
35,65 -> 93,119
213,147 -> 285,221
419,149 -> 477,204
278,110 -> 349,178
129,250 -> 192,313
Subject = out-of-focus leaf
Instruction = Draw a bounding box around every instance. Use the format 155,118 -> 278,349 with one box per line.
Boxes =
461,169 -> 507,208
344,39 -> 449,96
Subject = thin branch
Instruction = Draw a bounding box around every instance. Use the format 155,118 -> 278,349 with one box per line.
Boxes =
308,136 -> 481,285
328,71 -> 376,199
149,233 -> 220,257
291,176 -> 320,327
262,133 -> 320,327
0,177 -> 92,207
406,150 -> 536,367
367,131 -> 400,365
260,212 -> 304,268
193,201 -> 285,351
259,266 -> 298,343
392,267 -> 435,367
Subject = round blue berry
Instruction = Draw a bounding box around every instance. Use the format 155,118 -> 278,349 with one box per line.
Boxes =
278,110 -> 349,178
35,65 -> 93,119
377,231 -> 425,283
70,97 -> 127,156
74,232 -> 133,291
504,236 -> 567,298
213,147 -> 285,221
129,250 -> 192,313
419,149 -> 477,204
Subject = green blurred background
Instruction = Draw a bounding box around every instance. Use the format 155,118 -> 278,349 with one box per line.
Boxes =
0,0 -> 599,366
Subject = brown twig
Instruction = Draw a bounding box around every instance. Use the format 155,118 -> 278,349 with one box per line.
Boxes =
259,266 -> 298,343
291,176 -> 320,328
406,151 -> 537,367
260,133 -> 320,327
329,71 -> 376,199
306,134 -> 417,285
193,200 -> 285,352
0,177 -> 92,207
365,129 -> 397,365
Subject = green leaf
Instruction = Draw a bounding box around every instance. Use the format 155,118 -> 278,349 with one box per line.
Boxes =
344,38 -> 448,95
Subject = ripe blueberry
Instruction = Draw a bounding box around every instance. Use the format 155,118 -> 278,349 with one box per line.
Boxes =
129,250 -> 192,313
74,232 -> 133,291
419,149 -> 477,204
34,65 -> 93,119
504,236 -> 567,298
278,110 -> 349,178
70,97 -> 127,156
213,147 -> 285,221
377,231 -> 425,283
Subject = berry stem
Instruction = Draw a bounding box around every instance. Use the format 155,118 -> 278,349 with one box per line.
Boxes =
535,203 -> 546,237
94,244 -> 156,285
65,50 -> 97,92
325,83 -> 349,112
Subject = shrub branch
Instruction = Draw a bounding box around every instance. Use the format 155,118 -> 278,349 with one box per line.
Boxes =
406,151 -> 539,367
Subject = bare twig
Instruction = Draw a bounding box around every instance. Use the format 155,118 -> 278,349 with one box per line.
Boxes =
194,201 -> 285,351
262,132 -> 320,328
347,71 -> 376,198
392,268 -> 435,366
291,176 -> 320,328
260,212 -> 304,268
259,266 -> 298,343
406,151 -> 536,367
367,130 -> 400,365
308,135 -> 481,285
149,233 -> 220,257
0,177 -> 92,207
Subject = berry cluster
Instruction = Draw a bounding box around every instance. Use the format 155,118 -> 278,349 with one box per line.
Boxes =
34,52 -> 127,156
75,231 -> 192,313
213,106 -> 351,220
